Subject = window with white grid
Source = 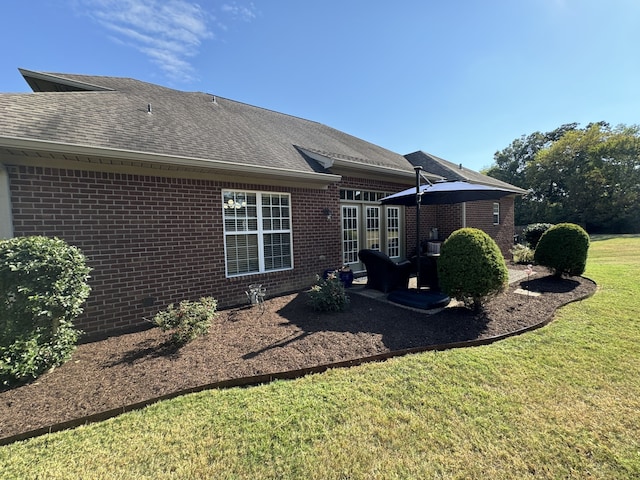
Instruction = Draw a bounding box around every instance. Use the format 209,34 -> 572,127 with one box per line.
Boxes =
493,202 -> 500,225
365,206 -> 381,250
386,207 -> 400,258
223,191 -> 292,276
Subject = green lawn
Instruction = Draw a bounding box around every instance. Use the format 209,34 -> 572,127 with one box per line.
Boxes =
1,236 -> 639,479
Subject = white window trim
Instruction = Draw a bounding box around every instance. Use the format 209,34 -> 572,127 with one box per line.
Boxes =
222,190 -> 294,277
493,202 -> 500,225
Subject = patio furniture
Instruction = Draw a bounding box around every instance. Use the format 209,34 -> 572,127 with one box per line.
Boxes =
358,249 -> 413,293
387,288 -> 450,310
411,253 -> 441,291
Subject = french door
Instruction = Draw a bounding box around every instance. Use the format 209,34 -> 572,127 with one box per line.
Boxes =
341,204 -> 403,273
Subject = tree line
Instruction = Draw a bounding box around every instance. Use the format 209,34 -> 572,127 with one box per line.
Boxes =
485,122 -> 640,233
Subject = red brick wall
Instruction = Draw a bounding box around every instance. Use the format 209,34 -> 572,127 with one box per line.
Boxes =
408,198 -> 515,259
6,165 -> 516,336
338,176 -> 406,192
7,165 -> 342,336
464,198 -> 515,258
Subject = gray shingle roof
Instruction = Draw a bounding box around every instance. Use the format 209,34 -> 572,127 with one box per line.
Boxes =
405,151 -> 527,193
0,69 -> 414,177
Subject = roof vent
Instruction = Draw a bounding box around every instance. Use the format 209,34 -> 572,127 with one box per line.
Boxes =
147,103 -> 152,114
459,163 -> 463,169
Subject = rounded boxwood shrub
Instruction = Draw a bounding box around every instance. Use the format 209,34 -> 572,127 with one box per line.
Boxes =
534,223 -> 589,277
522,223 -> 554,249
0,236 -> 91,386
437,228 -> 509,311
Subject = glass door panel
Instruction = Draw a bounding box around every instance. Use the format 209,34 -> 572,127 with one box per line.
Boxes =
342,205 -> 359,265
365,206 -> 381,250
386,207 -> 400,258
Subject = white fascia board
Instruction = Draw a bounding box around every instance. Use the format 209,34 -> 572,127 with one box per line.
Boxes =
0,136 -> 341,185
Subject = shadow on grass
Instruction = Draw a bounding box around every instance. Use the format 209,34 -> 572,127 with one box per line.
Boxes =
590,233 -> 640,241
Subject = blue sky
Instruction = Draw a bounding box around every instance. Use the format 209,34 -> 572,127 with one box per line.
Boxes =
2,0 -> 639,172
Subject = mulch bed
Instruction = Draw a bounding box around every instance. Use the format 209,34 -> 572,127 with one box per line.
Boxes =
0,270 -> 596,443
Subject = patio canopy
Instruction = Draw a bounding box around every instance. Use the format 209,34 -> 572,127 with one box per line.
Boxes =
379,166 -> 523,293
380,179 -> 522,206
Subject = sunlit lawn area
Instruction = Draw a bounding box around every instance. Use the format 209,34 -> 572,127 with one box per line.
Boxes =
1,236 -> 639,479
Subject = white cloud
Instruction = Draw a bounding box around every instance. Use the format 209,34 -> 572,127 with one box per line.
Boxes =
80,0 -> 257,83
221,2 -> 256,22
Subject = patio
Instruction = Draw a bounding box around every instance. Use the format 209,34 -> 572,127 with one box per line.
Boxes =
349,267 -> 531,312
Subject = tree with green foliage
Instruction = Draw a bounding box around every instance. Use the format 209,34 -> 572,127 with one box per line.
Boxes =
486,122 -> 640,233
529,123 -> 640,232
437,228 -> 509,312
484,123 -> 578,225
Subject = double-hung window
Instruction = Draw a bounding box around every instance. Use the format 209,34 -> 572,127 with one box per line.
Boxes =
223,190 -> 293,276
493,202 -> 500,225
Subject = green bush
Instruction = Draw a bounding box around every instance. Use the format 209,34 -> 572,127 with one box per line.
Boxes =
152,297 -> 217,345
510,243 -> 535,264
522,223 -> 554,248
534,223 -> 590,277
307,272 -> 350,313
437,228 -> 509,312
0,236 -> 91,386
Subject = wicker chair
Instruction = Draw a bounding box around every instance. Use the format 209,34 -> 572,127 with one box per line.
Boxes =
357,249 -> 413,293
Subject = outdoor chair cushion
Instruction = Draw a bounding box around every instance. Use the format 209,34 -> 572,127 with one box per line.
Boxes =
358,249 -> 413,293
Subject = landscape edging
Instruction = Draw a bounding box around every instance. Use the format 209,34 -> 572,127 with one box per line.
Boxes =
0,277 -> 596,447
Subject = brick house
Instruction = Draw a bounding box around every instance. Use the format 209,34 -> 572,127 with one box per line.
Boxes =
0,69 -> 525,336
404,151 -> 527,255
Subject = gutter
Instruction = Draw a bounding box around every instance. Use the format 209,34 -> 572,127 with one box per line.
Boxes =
0,136 -> 342,186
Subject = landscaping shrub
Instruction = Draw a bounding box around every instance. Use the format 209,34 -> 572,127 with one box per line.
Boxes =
522,223 -> 554,248
307,272 -> 350,312
0,236 -> 91,386
534,223 -> 590,277
510,243 -> 535,264
437,228 -> 509,312
152,297 -> 218,345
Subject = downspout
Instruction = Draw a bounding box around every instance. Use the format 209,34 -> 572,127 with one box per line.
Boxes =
414,166 -> 422,289
461,202 -> 467,228
0,163 -> 14,238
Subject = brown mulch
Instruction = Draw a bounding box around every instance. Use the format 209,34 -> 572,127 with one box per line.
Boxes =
0,270 -> 596,443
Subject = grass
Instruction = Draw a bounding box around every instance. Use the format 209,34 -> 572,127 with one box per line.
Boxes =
1,235 -> 639,479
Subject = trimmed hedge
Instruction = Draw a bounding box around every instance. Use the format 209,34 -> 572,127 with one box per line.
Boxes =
0,236 -> 91,386
522,223 -> 554,248
437,228 -> 509,311
534,223 -> 590,277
